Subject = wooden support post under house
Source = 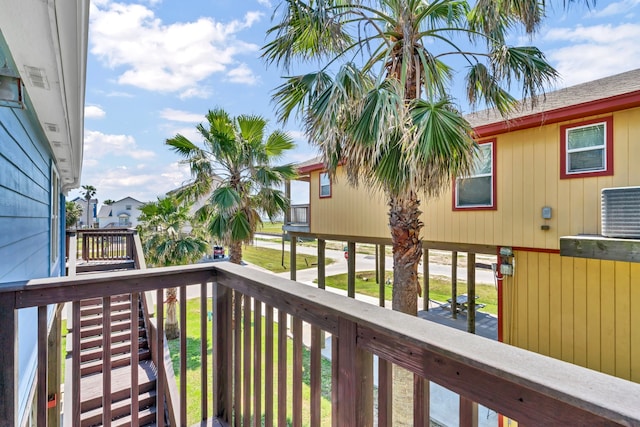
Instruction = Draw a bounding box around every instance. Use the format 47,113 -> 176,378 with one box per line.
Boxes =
467,253 -> 476,334
379,244 -> 385,307
452,251 -> 458,319
290,234 -> 297,281
423,248 -> 429,312
347,241 -> 356,298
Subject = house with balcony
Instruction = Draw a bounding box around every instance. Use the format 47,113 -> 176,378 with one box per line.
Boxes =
97,196 -> 145,228
288,68 -> 640,390
0,0 -> 89,424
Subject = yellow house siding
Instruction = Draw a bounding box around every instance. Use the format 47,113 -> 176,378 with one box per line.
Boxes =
419,107 -> 640,249
505,251 -> 639,381
309,169 -> 389,239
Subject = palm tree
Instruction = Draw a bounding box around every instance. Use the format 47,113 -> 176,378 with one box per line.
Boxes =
263,0 -> 559,315
138,196 -> 209,339
65,201 -> 83,229
81,185 -> 96,228
166,108 -> 297,264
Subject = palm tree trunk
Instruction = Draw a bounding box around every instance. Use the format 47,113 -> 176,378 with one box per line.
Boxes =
165,287 -> 179,340
389,191 -> 424,425
229,241 -> 243,265
389,191 -> 423,315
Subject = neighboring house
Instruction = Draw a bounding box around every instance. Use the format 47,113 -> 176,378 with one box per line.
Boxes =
291,69 -> 640,385
97,196 -> 144,228
71,196 -> 98,228
0,1 -> 89,425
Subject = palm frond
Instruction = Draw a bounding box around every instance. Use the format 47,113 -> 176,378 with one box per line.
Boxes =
491,45 -> 559,105
466,63 -> 518,116
238,115 -> 267,144
266,130 -> 296,158
211,186 -> 242,210
262,0 -> 352,69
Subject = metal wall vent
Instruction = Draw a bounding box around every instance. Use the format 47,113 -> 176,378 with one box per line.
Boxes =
45,123 -> 59,133
24,66 -> 49,89
601,186 -> 640,238
51,141 -> 62,147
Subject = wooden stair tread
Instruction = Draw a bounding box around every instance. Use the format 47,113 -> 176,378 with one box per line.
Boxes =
80,328 -> 144,349
80,318 -> 135,338
110,406 -> 157,427
81,301 -> 132,317
81,348 -> 151,375
81,294 -> 131,306
81,390 -> 156,426
80,310 -> 136,327
80,360 -> 157,411
80,338 -> 148,361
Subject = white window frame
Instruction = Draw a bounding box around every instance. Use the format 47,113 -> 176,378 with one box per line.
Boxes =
565,121 -> 606,175
319,172 -> 331,198
454,141 -> 495,209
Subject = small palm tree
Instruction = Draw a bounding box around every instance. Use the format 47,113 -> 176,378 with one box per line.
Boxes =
65,201 -> 83,229
264,0 -> 559,315
138,196 -> 209,339
166,108 -> 297,264
81,185 -> 96,228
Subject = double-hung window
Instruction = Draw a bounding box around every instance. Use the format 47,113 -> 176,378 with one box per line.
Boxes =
560,117 -> 613,179
319,172 -> 331,198
454,141 -> 496,210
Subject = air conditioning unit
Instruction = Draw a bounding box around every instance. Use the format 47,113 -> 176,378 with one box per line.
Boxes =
601,186 -> 640,238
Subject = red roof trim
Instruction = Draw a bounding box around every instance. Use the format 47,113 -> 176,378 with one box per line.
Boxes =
297,162 -> 325,173
473,90 -> 640,138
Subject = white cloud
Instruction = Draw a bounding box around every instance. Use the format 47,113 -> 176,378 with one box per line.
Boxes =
257,0 -> 273,7
89,2 -> 262,94
76,161 -> 192,203
178,86 -> 212,100
587,0 -> 640,17
85,105 -> 106,118
105,91 -> 134,98
226,63 -> 259,85
84,129 -> 156,160
544,23 -> 640,86
159,108 -> 204,123
287,130 -> 306,141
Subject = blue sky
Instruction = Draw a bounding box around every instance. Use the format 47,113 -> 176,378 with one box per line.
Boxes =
70,0 -> 640,205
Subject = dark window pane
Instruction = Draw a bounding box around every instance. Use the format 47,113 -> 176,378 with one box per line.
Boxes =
568,149 -> 604,172
567,124 -> 604,150
457,176 -> 492,207
320,185 -> 330,197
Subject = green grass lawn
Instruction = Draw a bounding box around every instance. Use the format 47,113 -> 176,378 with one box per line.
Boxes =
320,271 -> 498,315
242,244 -> 333,274
256,221 -> 285,234
167,298 -> 333,425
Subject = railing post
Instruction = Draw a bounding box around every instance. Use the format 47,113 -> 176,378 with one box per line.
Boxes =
213,282 -> 232,422
0,295 -> 18,426
127,231 -> 134,259
337,318 -> 372,426
82,232 -> 88,261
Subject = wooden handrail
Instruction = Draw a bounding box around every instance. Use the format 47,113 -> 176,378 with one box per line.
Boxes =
72,228 -> 137,262
1,263 -> 639,425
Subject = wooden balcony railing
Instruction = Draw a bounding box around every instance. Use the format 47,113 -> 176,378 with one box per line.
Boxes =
75,228 -> 136,262
1,262 -> 639,426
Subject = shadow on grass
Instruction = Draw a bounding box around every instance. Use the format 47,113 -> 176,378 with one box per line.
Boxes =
167,335 -> 212,373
